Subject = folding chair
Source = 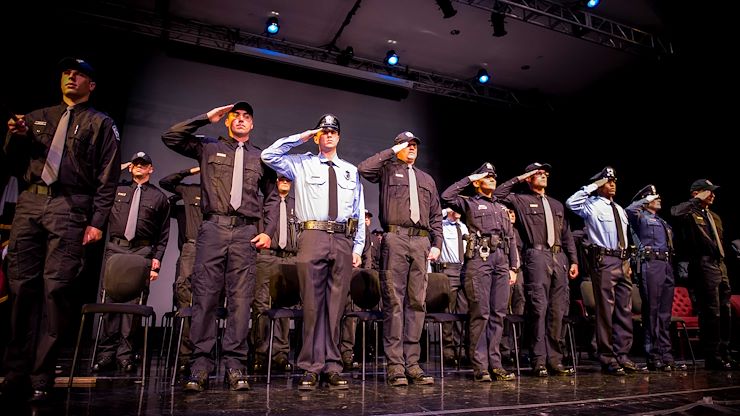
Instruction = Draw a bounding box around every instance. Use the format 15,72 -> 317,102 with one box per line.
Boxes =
424,272 -> 467,378
340,268 -> 383,381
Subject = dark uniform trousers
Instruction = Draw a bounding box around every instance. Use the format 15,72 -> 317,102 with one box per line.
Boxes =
98,243 -> 153,362
523,249 -> 570,368
250,252 -> 296,360
591,255 -> 633,366
691,256 -> 731,361
500,269 -> 524,358
463,249 -> 510,372
175,240 -> 197,362
638,258 -> 674,363
296,230 -> 353,375
5,192 -> 92,390
441,264 -> 469,360
381,232 -> 430,376
190,220 -> 258,374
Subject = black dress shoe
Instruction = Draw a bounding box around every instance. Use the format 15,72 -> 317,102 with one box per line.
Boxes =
183,370 -> 208,392
548,364 -> 575,376
473,370 -> 492,382
92,356 -> 115,372
225,368 -> 250,391
647,360 -> 666,372
665,361 -> 688,371
706,358 -> 735,370
252,356 -> 266,374
444,356 -> 460,367
298,372 -> 318,390
325,372 -> 349,390
533,365 -> 549,378
118,359 -> 136,373
29,389 -> 49,403
273,355 -> 293,373
406,372 -> 434,385
620,360 -> 648,373
602,363 -> 626,376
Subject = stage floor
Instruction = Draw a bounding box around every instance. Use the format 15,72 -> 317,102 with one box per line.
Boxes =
4,357 -> 740,415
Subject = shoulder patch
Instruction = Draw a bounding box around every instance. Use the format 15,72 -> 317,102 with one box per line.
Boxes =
111,124 -> 120,141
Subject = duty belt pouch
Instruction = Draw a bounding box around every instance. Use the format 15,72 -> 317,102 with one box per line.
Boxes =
345,218 -> 358,238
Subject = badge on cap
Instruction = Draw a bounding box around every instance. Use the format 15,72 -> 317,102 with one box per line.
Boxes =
325,115 -> 334,125
112,125 -> 120,141
137,152 -> 146,158
486,163 -> 493,170
606,167 -> 614,177
405,132 -> 414,138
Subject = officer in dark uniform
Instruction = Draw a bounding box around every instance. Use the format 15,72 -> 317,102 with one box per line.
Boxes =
495,163 -> 579,376
566,167 -> 641,375
670,179 -> 736,370
626,184 -> 685,371
159,165 -> 204,374
358,131 -> 443,386
499,207 -> 524,365
163,101 -> 277,392
2,57 -> 120,402
339,209 -> 376,372
94,152 -> 170,372
250,175 -> 297,374
442,163 -> 519,382
262,114 -> 365,391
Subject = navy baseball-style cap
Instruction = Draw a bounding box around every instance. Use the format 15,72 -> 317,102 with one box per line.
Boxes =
58,57 -> 96,80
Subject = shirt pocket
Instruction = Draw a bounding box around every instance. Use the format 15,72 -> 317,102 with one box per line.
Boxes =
113,191 -> 132,214
387,172 -> 408,199
473,208 -> 495,231
305,171 -> 327,201
337,171 -> 357,212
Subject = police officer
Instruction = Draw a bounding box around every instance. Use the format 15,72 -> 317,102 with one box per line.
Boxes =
159,165 -> 204,374
261,114 -> 365,391
358,131 -> 442,386
499,207 -> 525,366
2,57 -> 121,402
626,184 -> 685,372
442,163 -> 519,383
95,152 -> 170,372
436,208 -> 469,367
495,163 -> 578,376
163,102 -> 277,392
250,175 -> 297,374
566,167 -> 640,375
670,179 -> 736,370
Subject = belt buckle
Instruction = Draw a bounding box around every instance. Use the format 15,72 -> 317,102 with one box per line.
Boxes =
326,220 -> 336,233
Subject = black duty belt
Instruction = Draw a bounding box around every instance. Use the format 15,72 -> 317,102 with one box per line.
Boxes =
639,248 -> 671,261
27,184 -> 59,197
301,220 -> 346,234
386,225 -> 430,237
260,249 -> 296,258
531,244 -> 562,254
595,246 -> 631,260
110,237 -> 152,248
205,213 -> 257,227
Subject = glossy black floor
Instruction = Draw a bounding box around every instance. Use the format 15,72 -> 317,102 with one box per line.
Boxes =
4,355 -> 740,416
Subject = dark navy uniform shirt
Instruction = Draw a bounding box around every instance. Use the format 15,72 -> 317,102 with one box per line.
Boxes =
108,181 -> 170,261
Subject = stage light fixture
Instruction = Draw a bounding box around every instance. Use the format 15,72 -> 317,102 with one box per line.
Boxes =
434,0 -> 458,18
337,46 -> 354,66
490,11 -> 507,37
476,68 -> 490,84
385,50 -> 399,66
266,17 -> 279,35
585,0 -> 600,8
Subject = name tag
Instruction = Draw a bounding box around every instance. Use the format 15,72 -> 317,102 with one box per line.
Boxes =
395,173 -> 404,178
216,152 -> 227,157
477,205 -> 487,210
529,203 -> 539,208
117,192 -> 127,196
34,121 -> 47,126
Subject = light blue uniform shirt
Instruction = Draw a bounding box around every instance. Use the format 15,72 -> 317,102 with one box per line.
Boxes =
261,134 -> 365,256
440,218 -> 469,264
566,183 -> 629,250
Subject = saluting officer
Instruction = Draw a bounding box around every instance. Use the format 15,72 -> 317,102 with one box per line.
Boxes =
441,163 -> 519,383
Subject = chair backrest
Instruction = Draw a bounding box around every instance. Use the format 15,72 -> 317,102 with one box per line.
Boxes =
672,286 -> 694,317
350,268 -> 380,310
425,272 -> 451,313
270,263 -> 301,308
631,283 -> 642,315
580,280 -> 596,315
103,254 -> 151,303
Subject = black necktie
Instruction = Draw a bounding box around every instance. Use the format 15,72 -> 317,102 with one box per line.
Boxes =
455,222 -> 464,263
327,160 -> 338,220
611,201 -> 625,249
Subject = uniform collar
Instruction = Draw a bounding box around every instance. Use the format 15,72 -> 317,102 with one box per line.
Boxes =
219,136 -> 250,150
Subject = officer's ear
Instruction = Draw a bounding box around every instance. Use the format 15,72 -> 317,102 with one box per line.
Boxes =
313,132 -> 320,144
88,81 -> 96,92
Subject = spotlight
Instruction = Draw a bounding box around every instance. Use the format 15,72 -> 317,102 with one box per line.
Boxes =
385,50 -> 399,66
337,46 -> 354,66
476,68 -> 490,84
266,16 -> 279,35
434,0 -> 458,18
584,0 -> 600,8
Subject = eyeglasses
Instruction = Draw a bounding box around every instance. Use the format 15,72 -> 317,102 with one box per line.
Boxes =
534,171 -> 549,177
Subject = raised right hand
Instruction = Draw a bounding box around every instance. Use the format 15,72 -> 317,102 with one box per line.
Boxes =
468,172 -> 489,182
593,177 -> 609,188
206,104 -> 235,123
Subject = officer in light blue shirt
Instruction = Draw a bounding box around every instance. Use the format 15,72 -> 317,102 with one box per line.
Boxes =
566,166 -> 640,375
261,114 -> 364,391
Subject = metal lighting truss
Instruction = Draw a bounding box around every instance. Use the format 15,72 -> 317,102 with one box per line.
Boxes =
456,0 -> 673,56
